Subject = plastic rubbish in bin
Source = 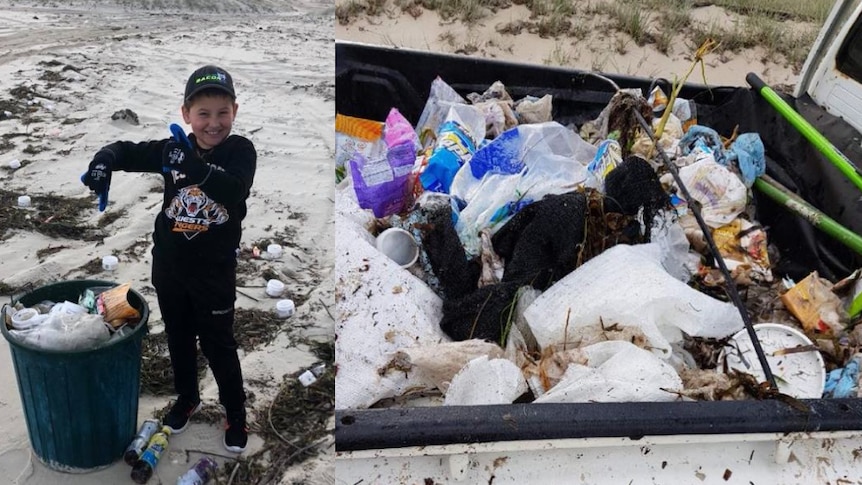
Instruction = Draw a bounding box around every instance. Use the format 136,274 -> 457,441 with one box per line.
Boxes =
420,104 -> 484,194
416,76 -> 467,148
1,279 -> 149,471
8,312 -> 111,351
335,113 -> 384,183
711,218 -> 773,283
726,133 -> 766,187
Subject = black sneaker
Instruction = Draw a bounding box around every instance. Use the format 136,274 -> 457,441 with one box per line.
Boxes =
224,410 -> 248,453
163,396 -> 201,434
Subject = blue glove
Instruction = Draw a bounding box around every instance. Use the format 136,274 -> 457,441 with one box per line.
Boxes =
81,149 -> 113,211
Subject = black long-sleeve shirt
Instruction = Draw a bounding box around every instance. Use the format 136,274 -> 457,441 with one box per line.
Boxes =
102,134 -> 256,264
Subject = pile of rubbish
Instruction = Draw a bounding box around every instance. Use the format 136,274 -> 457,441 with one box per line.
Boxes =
335,77 -> 862,410
2,283 -> 142,351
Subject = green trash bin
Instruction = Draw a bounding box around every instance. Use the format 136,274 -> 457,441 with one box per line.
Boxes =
1,280 -> 149,472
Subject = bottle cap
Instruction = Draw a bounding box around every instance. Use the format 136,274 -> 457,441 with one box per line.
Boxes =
17,195 -> 31,207
266,279 -> 285,297
275,299 -> 295,318
266,243 -> 283,259
102,255 -> 119,271
8,159 -> 21,170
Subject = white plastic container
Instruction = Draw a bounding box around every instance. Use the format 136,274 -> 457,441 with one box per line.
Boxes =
275,299 -> 295,318
719,323 -> 826,399
8,159 -> 21,170
266,279 -> 285,298
266,243 -> 283,259
17,195 -> 31,207
375,227 -> 419,268
102,255 -> 119,271
49,300 -> 88,316
11,308 -> 41,329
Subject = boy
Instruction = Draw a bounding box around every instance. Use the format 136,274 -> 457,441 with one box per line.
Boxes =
82,65 -> 256,453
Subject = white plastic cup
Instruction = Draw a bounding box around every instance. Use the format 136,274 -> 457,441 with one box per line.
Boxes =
17,195 -> 31,207
8,159 -> 21,170
375,228 -> 419,268
266,244 -> 283,259
102,255 -> 119,271
266,279 -> 285,298
275,299 -> 295,318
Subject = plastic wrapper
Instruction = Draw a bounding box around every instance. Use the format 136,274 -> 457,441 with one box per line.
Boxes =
711,218 -> 773,282
587,139 -> 622,191
781,272 -> 846,336
419,104 -> 485,194
335,113 -> 384,183
676,159 -> 747,228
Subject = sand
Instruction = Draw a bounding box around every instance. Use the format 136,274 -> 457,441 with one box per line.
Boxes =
0,1 -> 334,484
335,3 -> 814,89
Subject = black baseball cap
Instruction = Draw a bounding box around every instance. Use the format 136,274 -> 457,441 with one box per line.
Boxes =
184,65 -> 235,102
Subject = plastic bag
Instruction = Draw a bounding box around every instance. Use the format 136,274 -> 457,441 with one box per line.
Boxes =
349,109 -> 419,217
398,340 -> 504,394
8,312 -> 111,351
514,94 -> 552,124
726,133 -> 766,187
677,159 -> 747,228
416,77 -> 467,149
443,356 -> 528,406
534,341 -> 683,403
449,122 -> 597,256
586,139 -> 622,191
523,242 -> 745,359
335,203 -> 449,409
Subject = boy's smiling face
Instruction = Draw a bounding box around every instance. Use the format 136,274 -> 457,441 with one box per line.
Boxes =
181,94 -> 238,149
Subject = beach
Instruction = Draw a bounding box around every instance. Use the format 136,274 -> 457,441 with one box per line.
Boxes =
0,1 -> 334,483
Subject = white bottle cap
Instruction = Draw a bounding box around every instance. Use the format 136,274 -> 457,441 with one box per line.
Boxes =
102,255 -> 119,271
17,195 -> 31,207
265,279 -> 285,297
8,159 -> 21,169
266,243 -> 283,259
298,370 -> 317,387
275,299 -> 295,318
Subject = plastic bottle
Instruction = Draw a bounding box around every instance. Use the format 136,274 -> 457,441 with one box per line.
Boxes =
124,419 -> 160,466
176,456 -> 218,485
131,426 -> 172,484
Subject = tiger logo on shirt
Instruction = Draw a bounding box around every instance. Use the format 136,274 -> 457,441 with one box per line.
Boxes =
165,186 -> 229,239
